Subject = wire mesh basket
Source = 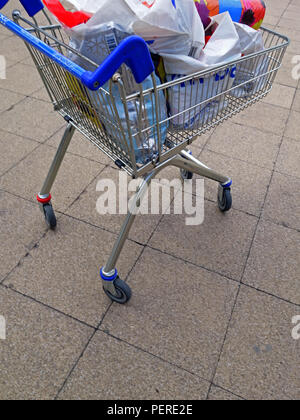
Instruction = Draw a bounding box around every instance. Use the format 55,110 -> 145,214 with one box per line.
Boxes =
1,11 -> 289,181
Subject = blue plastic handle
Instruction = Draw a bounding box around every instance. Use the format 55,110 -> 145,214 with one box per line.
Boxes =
0,0 -> 44,16
81,36 -> 155,90
0,0 -> 9,9
19,0 -> 44,17
0,13 -> 155,90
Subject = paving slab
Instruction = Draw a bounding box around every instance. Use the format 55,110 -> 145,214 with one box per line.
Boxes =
47,127 -> 112,166
207,386 -> 243,401
0,35 -> 30,65
285,111 -> 300,142
206,120 -> 281,170
281,52 -> 296,71
0,191 -> 47,281
0,25 -> 10,37
3,215 -> 143,326
0,88 -> 25,114
243,220 -> 300,305
0,130 -> 38,176
263,14 -> 279,26
0,97 -> 64,142
199,149 -> 272,216
0,144 -> 104,212
214,286 -> 300,400
149,200 -> 257,280
286,3 -> 300,12
273,66 -> 298,88
262,83 -> 296,109
281,10 -> 300,21
20,56 -> 35,68
67,166 -> 165,245
231,102 -> 290,137
263,171 -> 300,231
277,17 -> 300,31
101,247 -> 238,380
287,39 -> 300,55
0,286 -> 92,400
58,332 -> 210,400
276,137 -> 300,178
276,27 -> 300,42
29,86 -> 52,103
265,6 -> 286,19
292,89 -> 300,113
0,62 -> 43,96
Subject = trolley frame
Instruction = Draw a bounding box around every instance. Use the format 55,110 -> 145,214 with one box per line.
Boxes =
0,4 -> 289,302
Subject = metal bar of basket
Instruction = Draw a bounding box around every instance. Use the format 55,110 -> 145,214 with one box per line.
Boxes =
102,171 -> 155,277
11,12 -> 108,70
0,12 -> 87,80
1,10 -> 290,180
178,151 -> 230,185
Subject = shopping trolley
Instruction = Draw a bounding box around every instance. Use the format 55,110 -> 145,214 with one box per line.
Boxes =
0,0 -> 289,304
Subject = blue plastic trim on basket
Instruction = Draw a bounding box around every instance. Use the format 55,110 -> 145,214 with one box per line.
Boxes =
0,0 -> 44,16
0,13 -> 155,89
100,268 -> 118,282
0,0 -> 9,9
19,0 -> 44,17
81,36 -> 155,91
222,180 -> 233,188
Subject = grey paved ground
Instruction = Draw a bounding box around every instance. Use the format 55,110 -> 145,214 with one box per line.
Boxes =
0,0 -> 299,400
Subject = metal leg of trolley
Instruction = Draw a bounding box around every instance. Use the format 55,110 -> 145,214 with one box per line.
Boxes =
37,123 -> 75,229
100,149 -> 232,303
37,119 -> 233,302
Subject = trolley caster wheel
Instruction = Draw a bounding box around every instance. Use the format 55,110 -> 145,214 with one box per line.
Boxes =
103,277 -> 132,304
218,185 -> 232,212
43,203 -> 57,230
180,169 -> 194,180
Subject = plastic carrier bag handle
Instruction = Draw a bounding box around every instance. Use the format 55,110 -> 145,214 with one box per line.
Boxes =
43,0 -> 92,28
0,12 -> 155,89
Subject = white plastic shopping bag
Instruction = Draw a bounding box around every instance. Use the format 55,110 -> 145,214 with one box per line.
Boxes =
164,12 -> 241,130
125,0 -> 205,57
167,66 -> 237,130
232,22 -> 268,97
162,12 -> 241,75
235,22 -> 264,56
61,0 -> 205,57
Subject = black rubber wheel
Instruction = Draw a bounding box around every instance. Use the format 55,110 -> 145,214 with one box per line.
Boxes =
104,277 -> 132,304
43,203 -> 57,230
218,187 -> 232,212
180,169 -> 194,180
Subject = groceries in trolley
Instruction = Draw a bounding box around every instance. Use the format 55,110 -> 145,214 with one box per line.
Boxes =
164,12 -> 269,129
68,22 -> 168,164
59,0 -> 205,57
194,0 -> 266,30
45,1 -> 169,164
167,66 -> 237,130
45,0 -> 268,134
231,21 -> 269,97
164,12 -> 240,130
